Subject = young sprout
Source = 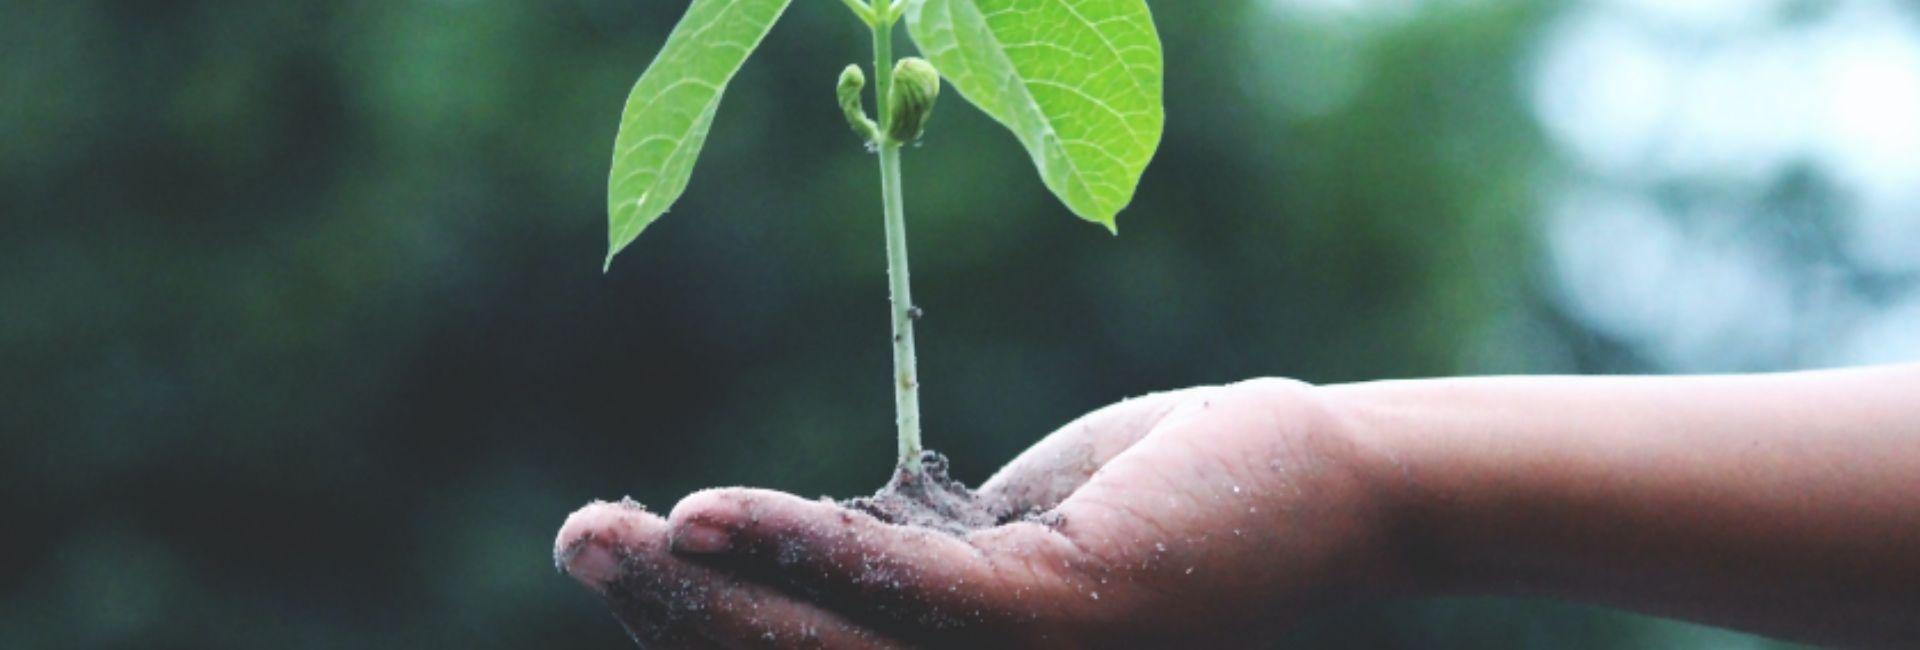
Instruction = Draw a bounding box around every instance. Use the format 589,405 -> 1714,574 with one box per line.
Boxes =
885,57 -> 940,144
601,0 -> 1165,476
837,64 -> 878,145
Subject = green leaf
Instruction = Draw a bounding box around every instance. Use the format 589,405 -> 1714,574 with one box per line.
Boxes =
905,0 -> 1164,231
606,0 -> 792,271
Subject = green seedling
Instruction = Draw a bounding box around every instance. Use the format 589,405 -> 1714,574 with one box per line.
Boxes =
602,0 -> 1164,477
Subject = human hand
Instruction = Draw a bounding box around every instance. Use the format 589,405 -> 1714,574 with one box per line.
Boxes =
555,379 -> 1403,648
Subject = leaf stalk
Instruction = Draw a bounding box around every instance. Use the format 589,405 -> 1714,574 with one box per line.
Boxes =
838,0 -> 875,25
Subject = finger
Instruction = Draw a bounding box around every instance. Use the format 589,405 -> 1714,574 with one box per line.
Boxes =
665,489 -> 1091,634
555,501 -> 720,649
979,387 -> 1202,516
556,500 -> 904,650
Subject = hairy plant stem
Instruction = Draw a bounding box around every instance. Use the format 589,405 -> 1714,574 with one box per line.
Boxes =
871,6 -> 924,477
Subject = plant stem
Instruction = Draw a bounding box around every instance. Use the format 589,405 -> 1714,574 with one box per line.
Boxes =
871,10 -> 924,477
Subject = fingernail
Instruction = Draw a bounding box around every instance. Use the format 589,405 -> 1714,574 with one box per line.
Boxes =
670,522 -> 731,554
560,539 -> 622,590
555,502 -> 640,590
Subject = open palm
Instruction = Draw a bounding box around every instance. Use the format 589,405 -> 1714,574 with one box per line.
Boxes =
554,379 -> 1395,649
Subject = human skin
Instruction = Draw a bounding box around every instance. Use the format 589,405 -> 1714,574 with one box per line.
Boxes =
553,364 -> 1920,649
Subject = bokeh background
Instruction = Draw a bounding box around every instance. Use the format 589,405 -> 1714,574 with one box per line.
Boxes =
6,0 -> 1918,647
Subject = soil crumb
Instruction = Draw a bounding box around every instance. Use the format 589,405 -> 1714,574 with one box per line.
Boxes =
842,450 -> 1000,536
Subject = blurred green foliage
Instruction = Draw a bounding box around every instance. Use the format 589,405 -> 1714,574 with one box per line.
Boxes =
0,1 -> 1836,648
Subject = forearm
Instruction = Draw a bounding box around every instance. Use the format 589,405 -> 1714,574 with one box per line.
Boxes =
1322,365 -> 1920,648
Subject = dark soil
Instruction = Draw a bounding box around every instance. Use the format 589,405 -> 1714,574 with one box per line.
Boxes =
841,450 -> 1003,535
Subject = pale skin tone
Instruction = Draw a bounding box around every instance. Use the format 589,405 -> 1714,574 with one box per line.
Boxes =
554,364 -> 1920,649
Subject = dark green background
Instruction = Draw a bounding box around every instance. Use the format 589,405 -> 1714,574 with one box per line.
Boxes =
8,0 -> 1911,648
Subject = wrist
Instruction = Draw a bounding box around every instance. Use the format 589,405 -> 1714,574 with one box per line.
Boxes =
1214,379 -> 1459,603
1314,380 -> 1473,599
1194,379 -> 1427,625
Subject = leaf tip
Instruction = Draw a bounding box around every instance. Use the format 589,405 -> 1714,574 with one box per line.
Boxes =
603,242 -> 625,274
1080,210 -> 1119,235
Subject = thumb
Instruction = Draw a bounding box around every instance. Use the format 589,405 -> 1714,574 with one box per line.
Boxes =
978,388 -> 1199,515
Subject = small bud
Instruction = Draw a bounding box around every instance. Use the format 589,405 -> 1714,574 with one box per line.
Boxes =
837,64 -> 878,144
886,57 -> 940,144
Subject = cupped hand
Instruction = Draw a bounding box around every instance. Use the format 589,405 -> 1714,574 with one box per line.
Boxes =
554,379 -> 1403,648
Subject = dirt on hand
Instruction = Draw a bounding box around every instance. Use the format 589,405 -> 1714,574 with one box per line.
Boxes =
841,450 -> 1011,535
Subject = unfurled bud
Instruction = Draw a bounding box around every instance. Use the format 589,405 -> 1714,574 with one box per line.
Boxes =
837,64 -> 878,144
886,57 -> 940,144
